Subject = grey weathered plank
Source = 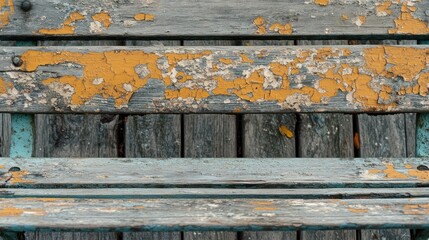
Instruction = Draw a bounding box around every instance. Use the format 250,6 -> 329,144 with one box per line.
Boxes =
1,197 -> 429,231
4,188 -> 429,199
358,114 -> 412,240
0,0 -> 428,37
297,39 -> 355,240
26,40 -> 123,240
182,40 -> 237,240
124,40 -> 181,240
241,37 -> 296,240
0,45 -> 429,113
0,114 -> 11,158
1,157 -> 429,188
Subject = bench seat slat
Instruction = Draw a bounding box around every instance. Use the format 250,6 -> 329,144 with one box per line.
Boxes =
1,158 -> 428,188
0,197 -> 428,231
0,46 -> 429,113
0,0 -> 428,38
2,188 -> 429,199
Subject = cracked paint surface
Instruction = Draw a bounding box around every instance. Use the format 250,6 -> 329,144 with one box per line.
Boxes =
367,163 -> 429,181
10,46 -> 429,111
253,17 -> 293,35
37,12 -> 85,35
0,0 -> 13,27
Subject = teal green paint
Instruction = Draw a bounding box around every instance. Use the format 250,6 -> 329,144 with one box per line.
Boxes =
417,40 -> 429,157
15,41 -> 37,46
10,114 -> 33,158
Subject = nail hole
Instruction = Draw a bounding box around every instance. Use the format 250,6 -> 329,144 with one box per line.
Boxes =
20,0 -> 32,12
417,165 -> 429,171
8,167 -> 21,172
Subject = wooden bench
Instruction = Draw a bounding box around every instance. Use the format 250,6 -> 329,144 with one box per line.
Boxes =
1,0 -> 429,240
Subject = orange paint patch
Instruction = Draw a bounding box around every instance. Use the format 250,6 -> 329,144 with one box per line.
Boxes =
240,54 -> 254,64
0,207 -> 23,217
9,170 -> 34,184
21,50 -> 163,108
253,16 -> 267,35
38,12 -> 85,35
269,23 -> 293,35
0,165 -> 4,169
403,204 -> 429,215
354,133 -> 360,149
219,58 -> 233,65
134,13 -> 155,21
389,2 -> 429,34
341,15 -> 349,21
279,125 -> 294,138
92,12 -> 112,29
348,207 -> 368,213
0,0 -> 14,27
405,164 -> 413,169
408,169 -> 429,181
376,1 -> 393,16
254,207 -> 277,211
0,77 -> 12,94
368,163 -> 408,179
250,201 -> 273,205
314,0 -> 329,6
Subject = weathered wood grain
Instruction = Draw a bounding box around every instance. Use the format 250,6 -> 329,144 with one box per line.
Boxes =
1,157 -> 429,188
0,114 -> 11,158
358,114 -> 412,240
4,188 -> 429,199
27,38 -> 123,240
0,0 -> 428,38
0,45 -> 429,113
241,38 -> 296,240
124,40 -> 181,240
297,39 -> 355,240
183,37 -> 238,240
0,197 -> 429,231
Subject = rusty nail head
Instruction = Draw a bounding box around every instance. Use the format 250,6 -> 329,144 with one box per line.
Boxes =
12,56 -> 23,67
9,167 -> 21,172
20,0 -> 32,12
417,165 -> 429,171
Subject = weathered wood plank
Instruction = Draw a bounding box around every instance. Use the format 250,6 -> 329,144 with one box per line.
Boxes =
124,40 -> 181,240
1,158 -> 429,188
183,38 -> 238,240
0,114 -> 11,158
3,188 -> 429,199
358,114 -> 411,240
297,39 -> 355,240
27,39 -> 123,240
0,197 -> 429,231
241,39 -> 296,240
0,0 -> 428,38
0,45 -> 429,113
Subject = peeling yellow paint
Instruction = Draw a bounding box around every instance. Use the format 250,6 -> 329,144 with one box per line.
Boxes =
279,125 -> 294,138
376,1 -> 393,16
9,170 -> 34,184
253,16 -> 267,35
405,164 -> 413,169
341,15 -> 349,21
254,207 -> 277,211
0,207 -> 23,217
314,0 -> 329,6
389,2 -> 429,34
21,50 -> 163,107
134,13 -> 155,21
348,207 -> 368,213
0,0 -> 14,27
403,204 -> 429,215
250,201 -> 273,205
92,12 -> 112,29
269,23 -> 293,35
219,58 -> 233,65
0,165 -> 4,169
0,76 -> 12,94
408,169 -> 429,181
38,12 -> 85,35
368,163 -> 408,179
240,54 -> 254,64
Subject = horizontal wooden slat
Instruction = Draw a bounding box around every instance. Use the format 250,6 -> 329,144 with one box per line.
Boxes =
1,46 -> 429,113
0,197 -> 428,231
2,188 -> 429,199
0,0 -> 428,38
1,158 -> 429,188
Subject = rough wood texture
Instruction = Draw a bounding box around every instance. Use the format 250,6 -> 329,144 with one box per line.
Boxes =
297,39 -> 355,240
0,45 -> 429,113
183,40 -> 237,240
2,157 -> 429,188
23,39 -> 123,240
0,114 -> 11,158
5,188 -> 429,199
0,197 -> 429,231
0,0 -> 428,37
123,35 -> 181,240
358,114 -> 412,240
